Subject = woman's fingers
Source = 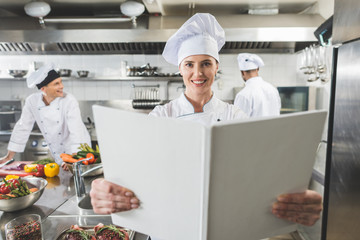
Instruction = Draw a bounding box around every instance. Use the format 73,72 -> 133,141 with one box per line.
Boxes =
90,178 -> 140,214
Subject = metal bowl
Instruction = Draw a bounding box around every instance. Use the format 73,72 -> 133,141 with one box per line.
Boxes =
77,70 -> 89,78
0,177 -> 47,212
65,163 -> 103,177
8,70 -> 28,78
57,69 -> 72,77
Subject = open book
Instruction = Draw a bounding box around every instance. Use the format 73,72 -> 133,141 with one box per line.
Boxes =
93,105 -> 327,240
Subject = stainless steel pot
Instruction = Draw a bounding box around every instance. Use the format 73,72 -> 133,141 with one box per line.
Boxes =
24,133 -> 51,162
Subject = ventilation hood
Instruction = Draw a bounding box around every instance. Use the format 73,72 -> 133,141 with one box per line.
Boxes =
0,14 -> 324,54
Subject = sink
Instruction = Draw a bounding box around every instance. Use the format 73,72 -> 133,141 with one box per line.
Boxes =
78,194 -> 93,210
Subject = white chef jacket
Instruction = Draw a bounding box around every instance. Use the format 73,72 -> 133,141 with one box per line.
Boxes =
8,92 -> 91,164
150,93 -> 248,125
234,76 -> 281,118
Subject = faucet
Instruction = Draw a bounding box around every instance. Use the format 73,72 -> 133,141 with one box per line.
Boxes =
73,159 -> 103,198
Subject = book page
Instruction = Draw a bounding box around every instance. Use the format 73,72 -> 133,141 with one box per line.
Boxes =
206,111 -> 327,240
93,105 -> 207,240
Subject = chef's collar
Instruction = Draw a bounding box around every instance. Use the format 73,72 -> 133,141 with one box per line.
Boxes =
180,92 -> 215,113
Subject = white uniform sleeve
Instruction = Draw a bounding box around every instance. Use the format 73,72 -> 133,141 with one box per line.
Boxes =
234,93 -> 252,117
64,95 -> 91,153
8,97 -> 36,152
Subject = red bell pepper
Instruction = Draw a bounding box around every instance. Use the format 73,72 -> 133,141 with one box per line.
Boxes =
35,164 -> 45,177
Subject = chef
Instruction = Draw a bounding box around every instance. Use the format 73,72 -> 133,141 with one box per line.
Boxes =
149,13 -> 248,124
0,63 -> 91,167
90,13 -> 322,233
234,53 -> 281,117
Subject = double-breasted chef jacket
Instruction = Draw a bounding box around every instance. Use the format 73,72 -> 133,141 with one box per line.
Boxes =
8,91 -> 91,164
150,93 -> 248,125
234,76 -> 281,118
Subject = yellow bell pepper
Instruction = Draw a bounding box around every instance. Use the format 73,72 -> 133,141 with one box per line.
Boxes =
24,164 -> 38,173
44,163 -> 60,177
5,175 -> 19,180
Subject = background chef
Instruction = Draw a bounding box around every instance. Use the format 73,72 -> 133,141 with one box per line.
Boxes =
90,13 -> 322,231
234,53 -> 281,117
0,63 -> 91,168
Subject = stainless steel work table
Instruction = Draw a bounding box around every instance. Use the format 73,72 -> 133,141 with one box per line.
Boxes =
0,169 -> 149,240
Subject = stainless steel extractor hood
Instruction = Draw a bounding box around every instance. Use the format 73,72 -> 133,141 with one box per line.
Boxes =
0,14 -> 324,54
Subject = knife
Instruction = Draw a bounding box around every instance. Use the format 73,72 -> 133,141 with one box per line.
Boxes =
0,159 -> 15,169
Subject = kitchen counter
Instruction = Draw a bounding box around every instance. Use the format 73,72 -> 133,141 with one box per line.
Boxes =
0,169 -> 149,240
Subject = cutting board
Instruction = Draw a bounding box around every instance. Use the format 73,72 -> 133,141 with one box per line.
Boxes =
0,161 -> 36,177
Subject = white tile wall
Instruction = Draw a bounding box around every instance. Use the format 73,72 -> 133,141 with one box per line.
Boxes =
0,53 -> 307,102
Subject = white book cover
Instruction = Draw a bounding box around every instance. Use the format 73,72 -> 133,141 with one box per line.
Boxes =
93,105 -> 327,240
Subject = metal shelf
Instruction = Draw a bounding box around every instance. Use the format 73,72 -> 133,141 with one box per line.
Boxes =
0,76 -> 183,82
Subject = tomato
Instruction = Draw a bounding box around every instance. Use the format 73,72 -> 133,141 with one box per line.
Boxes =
7,179 -> 20,189
0,185 -> 11,194
86,153 -> 95,164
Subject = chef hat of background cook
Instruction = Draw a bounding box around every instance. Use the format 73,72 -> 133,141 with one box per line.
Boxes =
162,13 -> 225,66
237,53 -> 264,71
26,63 -> 60,89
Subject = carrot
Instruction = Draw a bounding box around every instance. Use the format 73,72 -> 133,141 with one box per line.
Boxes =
6,194 -> 16,198
29,188 -> 38,193
60,153 -> 79,163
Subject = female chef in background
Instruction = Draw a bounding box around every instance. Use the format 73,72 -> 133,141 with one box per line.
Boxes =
0,63 -> 91,169
90,13 -> 322,228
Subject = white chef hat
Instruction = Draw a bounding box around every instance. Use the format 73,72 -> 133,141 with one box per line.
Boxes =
26,63 -> 60,89
162,13 -> 225,66
237,53 -> 264,71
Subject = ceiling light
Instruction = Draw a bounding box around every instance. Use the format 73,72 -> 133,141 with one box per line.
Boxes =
248,8 -> 279,15
24,1 -> 51,26
120,1 -> 145,23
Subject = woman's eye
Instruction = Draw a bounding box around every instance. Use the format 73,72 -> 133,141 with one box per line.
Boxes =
202,62 -> 211,67
185,63 -> 193,67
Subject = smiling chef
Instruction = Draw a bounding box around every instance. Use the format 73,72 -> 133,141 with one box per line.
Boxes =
0,63 -> 90,168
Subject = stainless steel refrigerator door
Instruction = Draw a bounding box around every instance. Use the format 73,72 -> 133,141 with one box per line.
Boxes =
324,39 -> 360,239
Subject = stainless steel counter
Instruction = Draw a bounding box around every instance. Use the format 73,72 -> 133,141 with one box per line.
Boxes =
0,169 -> 149,240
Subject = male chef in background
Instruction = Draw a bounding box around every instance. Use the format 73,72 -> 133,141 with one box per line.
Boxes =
0,63 -> 90,169
234,53 -> 281,117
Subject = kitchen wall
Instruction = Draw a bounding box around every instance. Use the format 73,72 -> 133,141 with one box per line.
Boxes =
0,53 -> 307,102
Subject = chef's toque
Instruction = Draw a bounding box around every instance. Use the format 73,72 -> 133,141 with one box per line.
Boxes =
27,63 -> 60,89
162,13 -> 225,66
237,53 -> 265,71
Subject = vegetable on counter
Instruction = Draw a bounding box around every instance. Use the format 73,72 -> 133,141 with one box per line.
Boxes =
24,164 -> 38,173
34,165 -> 45,177
60,153 -> 79,163
5,175 -> 19,181
0,177 -> 38,199
23,164 -> 45,177
32,158 -> 55,165
61,143 -> 101,165
44,163 -> 59,177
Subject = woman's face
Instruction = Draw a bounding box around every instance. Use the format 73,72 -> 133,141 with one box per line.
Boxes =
179,55 -> 218,98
